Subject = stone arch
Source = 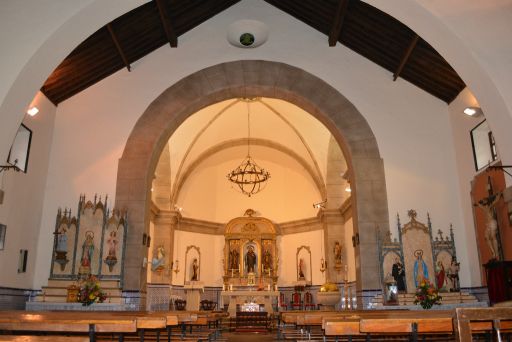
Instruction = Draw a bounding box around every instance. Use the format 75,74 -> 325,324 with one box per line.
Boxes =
115,60 -> 389,292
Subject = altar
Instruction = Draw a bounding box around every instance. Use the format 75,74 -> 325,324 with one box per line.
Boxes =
220,290 -> 279,316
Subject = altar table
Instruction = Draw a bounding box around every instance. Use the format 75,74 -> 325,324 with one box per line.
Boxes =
220,290 -> 279,316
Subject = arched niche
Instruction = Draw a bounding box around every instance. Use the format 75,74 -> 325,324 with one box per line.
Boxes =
115,60 -> 390,293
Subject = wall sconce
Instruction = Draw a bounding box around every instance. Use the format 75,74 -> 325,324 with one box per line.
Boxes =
464,106 -> 483,117
313,200 -> 327,209
345,181 -> 351,193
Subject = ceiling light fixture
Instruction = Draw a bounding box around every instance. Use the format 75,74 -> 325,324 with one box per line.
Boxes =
463,106 -> 483,117
27,106 -> 39,116
227,99 -> 270,197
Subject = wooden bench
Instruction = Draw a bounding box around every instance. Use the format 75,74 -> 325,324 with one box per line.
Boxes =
0,337 -> 90,342
456,307 -> 512,342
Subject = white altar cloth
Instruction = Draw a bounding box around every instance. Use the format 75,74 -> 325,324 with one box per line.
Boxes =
220,290 -> 279,316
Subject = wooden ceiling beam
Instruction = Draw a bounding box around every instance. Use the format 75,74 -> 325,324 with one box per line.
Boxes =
328,0 -> 349,46
155,0 -> 178,47
107,24 -> 131,72
393,34 -> 419,81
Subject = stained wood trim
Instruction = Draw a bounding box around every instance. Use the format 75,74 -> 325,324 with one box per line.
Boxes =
328,0 -> 349,46
155,0 -> 178,47
393,34 -> 419,81
107,24 -> 131,72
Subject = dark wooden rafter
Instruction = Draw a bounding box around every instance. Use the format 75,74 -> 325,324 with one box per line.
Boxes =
107,24 -> 131,72
155,0 -> 178,47
328,0 -> 349,46
393,34 -> 419,81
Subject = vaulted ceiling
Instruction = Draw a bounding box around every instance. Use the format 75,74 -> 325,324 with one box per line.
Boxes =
40,0 -> 466,105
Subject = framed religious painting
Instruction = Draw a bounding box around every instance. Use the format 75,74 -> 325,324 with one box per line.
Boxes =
0,224 -> 6,250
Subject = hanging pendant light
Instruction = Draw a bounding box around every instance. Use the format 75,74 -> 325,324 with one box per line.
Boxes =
227,99 -> 270,197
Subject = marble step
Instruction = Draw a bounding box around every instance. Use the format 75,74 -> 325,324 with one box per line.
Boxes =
33,294 -> 123,304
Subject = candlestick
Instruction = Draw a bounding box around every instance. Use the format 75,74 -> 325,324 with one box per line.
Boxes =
231,269 -> 234,277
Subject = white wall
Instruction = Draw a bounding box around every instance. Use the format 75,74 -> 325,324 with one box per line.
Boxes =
0,92 -> 56,288
29,0 -> 472,288
177,146 -> 320,222
448,88 -> 486,285
172,231 -> 225,286
278,230 -> 325,286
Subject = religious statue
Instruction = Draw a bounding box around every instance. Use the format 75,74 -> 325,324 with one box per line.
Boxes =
334,241 -> 342,267
54,225 -> 69,271
229,247 -> 239,271
191,258 -> 199,281
104,230 -> 118,272
435,260 -> 447,291
391,257 -> 406,292
263,249 -> 272,272
79,231 -> 94,275
298,258 -> 305,280
56,226 -> 68,253
475,192 -> 502,260
413,249 -> 429,287
151,246 -> 166,272
245,245 -> 257,273
447,257 -> 460,292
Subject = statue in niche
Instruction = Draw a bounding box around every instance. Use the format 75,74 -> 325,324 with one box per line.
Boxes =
475,192 -> 502,260
391,257 -> 406,292
413,249 -> 429,287
263,248 -> 272,272
245,245 -> 257,273
104,230 -> 119,272
333,241 -> 342,267
54,225 -> 69,271
191,258 -> 199,281
229,247 -> 239,271
298,258 -> 305,280
447,256 -> 460,292
151,246 -> 166,272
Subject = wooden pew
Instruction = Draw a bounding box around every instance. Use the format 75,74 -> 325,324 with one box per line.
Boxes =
456,307 -> 512,342
0,337 -> 89,342
0,311 -> 137,342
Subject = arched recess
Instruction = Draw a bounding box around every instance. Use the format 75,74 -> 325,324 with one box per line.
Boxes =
115,60 -> 389,293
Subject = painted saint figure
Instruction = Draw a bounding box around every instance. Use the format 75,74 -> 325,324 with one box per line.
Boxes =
413,249 -> 429,287
245,245 -> 257,273
435,260 -> 447,290
191,258 -> 199,281
475,192 -> 502,260
391,257 -> 406,292
104,230 -> 119,272
79,231 -> 94,274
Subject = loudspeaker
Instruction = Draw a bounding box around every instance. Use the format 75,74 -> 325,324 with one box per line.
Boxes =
0,189 -> 4,204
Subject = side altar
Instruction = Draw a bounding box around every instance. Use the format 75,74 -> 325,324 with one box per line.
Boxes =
28,195 -> 128,309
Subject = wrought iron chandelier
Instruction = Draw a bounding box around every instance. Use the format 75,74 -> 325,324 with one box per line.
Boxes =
227,99 -> 270,197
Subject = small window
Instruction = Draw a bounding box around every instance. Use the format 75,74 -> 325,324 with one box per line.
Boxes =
470,120 -> 498,171
7,124 -> 32,173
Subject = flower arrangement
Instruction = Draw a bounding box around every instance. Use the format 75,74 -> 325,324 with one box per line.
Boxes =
78,275 -> 107,306
413,278 -> 442,309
